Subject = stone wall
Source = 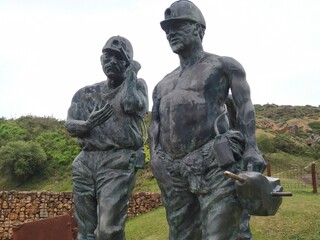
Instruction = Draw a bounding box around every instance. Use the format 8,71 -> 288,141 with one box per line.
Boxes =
128,192 -> 163,217
0,191 -> 162,240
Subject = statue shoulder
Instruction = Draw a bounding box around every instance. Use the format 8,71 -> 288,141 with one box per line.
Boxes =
72,81 -> 106,101
221,56 -> 245,73
156,67 -> 179,89
163,67 -> 180,79
202,52 -> 226,70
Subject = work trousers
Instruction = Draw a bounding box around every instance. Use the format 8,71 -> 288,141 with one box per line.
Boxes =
151,131 -> 246,240
72,149 -> 137,240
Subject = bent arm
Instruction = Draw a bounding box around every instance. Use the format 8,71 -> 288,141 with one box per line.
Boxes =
65,120 -> 89,137
225,57 -> 266,172
65,101 -> 90,137
232,78 -> 258,151
65,93 -> 113,137
121,61 -> 148,115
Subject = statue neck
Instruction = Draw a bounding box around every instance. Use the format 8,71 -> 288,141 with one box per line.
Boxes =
179,47 -> 204,70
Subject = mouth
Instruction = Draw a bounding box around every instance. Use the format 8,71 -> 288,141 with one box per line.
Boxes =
104,64 -> 117,73
103,64 -> 123,79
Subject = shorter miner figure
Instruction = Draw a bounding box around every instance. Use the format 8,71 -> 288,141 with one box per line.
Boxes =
65,36 -> 148,240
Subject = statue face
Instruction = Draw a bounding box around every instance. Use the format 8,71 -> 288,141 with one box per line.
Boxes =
100,50 -> 127,81
164,21 -> 195,54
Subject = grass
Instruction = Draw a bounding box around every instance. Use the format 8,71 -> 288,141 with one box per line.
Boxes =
251,191 -> 320,240
133,167 -> 160,193
126,207 -> 168,240
267,152 -> 314,171
1,154 -> 318,240
0,165 -> 73,192
0,164 -> 159,193
125,190 -> 320,240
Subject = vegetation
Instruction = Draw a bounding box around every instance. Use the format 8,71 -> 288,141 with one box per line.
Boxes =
0,105 -> 319,239
0,116 -> 80,190
308,121 -> 320,134
0,141 -> 47,182
256,134 -> 275,154
125,191 -> 320,240
255,104 -> 320,123
250,191 -> 320,240
0,104 -> 319,192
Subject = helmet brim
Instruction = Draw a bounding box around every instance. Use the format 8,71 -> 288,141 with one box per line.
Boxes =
160,18 -> 204,30
103,48 -> 125,59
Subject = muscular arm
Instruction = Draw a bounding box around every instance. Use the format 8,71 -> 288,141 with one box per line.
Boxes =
224,57 -> 266,172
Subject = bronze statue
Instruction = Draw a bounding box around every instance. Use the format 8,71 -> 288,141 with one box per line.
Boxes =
65,36 -> 148,240
149,1 -> 266,239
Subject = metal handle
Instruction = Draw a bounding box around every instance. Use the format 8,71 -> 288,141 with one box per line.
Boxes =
224,171 -> 245,183
271,192 -> 293,197
224,171 -> 293,197
214,105 -> 228,135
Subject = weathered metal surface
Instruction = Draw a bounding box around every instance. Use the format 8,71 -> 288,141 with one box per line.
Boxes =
225,171 -> 292,216
69,208 -> 78,240
13,215 -> 73,240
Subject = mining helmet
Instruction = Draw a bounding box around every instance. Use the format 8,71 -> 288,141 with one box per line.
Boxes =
160,0 -> 206,30
102,35 -> 133,60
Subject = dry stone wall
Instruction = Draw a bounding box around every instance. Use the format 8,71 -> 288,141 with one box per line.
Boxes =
128,192 -> 162,217
0,191 -> 162,240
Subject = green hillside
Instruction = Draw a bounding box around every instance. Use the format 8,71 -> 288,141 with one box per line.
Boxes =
0,104 -> 319,192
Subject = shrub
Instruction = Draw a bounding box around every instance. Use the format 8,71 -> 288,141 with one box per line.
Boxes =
0,141 -> 47,182
35,130 -> 80,165
310,142 -> 320,159
308,121 -> 320,134
273,134 -> 304,155
257,134 -> 275,153
15,115 -> 65,141
0,122 -> 26,147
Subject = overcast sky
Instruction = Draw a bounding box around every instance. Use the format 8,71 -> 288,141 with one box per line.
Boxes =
1,0 -> 319,120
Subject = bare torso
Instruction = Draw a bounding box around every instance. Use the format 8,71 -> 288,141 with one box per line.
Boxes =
156,53 -> 231,158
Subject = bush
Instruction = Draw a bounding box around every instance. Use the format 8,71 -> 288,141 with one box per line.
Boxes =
0,122 -> 26,147
15,115 -> 65,141
0,141 -> 47,182
273,134 -> 304,155
35,130 -> 80,165
311,142 -> 320,159
257,134 -> 275,153
308,121 -> 320,134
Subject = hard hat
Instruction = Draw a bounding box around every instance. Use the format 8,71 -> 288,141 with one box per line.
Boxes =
160,0 -> 206,30
102,35 -> 133,60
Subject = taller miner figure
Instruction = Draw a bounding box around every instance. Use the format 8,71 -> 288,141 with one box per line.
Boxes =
149,1 -> 266,239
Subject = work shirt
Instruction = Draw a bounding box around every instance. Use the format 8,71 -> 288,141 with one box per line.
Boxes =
67,78 -> 148,151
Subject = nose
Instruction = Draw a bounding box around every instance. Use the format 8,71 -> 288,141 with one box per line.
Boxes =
108,56 -> 117,65
166,27 -> 176,38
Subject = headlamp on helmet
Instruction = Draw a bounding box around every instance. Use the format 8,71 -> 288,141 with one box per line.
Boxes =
160,0 -> 206,30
